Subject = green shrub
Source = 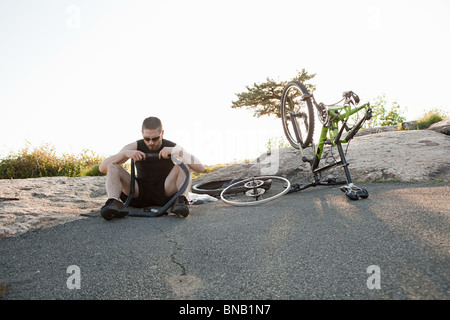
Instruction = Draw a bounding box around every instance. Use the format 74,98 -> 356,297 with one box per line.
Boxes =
265,136 -> 291,151
361,94 -> 406,128
415,108 -> 447,130
81,165 -> 103,176
0,142 -> 105,179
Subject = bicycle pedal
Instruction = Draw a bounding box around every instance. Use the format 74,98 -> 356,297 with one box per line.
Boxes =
340,184 -> 369,200
345,190 -> 359,200
357,188 -> 369,198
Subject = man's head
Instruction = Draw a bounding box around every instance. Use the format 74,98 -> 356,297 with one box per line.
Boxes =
142,117 -> 164,151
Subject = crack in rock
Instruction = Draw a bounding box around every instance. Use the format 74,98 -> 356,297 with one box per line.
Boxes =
153,225 -> 186,275
153,225 -> 202,299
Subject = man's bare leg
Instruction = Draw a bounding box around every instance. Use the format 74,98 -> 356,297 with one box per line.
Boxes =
105,163 -> 140,199
101,163 -> 139,220
164,164 -> 191,217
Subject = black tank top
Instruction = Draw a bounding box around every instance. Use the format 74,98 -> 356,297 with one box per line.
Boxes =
135,139 -> 177,183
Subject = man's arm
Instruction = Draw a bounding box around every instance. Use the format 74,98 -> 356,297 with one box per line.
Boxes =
159,146 -> 205,173
99,141 -> 144,173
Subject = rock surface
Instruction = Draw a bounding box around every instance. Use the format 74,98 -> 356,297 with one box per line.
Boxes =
194,129 -> 450,185
428,118 -> 450,135
0,176 -> 107,238
1,125 -> 449,238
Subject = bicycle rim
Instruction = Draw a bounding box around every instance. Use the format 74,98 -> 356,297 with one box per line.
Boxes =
280,81 -> 315,149
220,176 -> 291,206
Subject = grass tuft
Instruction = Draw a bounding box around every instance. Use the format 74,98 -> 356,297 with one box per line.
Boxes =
415,108 -> 447,130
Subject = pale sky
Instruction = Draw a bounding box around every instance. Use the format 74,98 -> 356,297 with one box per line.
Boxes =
1,0 -> 449,165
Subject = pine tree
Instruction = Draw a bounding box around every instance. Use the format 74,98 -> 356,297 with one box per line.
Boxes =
231,69 -> 316,118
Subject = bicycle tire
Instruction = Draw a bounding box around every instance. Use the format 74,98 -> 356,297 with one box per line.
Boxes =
220,176 -> 290,206
192,178 -> 272,197
280,81 -> 315,149
126,154 -> 190,217
192,179 -> 243,197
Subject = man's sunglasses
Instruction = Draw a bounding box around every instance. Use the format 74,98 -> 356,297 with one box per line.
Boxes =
143,133 -> 161,142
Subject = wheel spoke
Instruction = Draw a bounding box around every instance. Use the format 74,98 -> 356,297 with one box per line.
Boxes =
220,176 -> 291,206
281,81 -> 315,149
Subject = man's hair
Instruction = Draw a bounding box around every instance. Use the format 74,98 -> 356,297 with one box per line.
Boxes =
142,117 -> 162,132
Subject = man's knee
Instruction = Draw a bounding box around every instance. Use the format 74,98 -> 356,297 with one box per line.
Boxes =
175,164 -> 190,181
164,165 -> 189,195
106,163 -> 128,179
107,163 -> 122,173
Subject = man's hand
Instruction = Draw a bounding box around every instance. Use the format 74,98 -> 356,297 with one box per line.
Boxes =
125,150 -> 146,161
159,147 -> 173,159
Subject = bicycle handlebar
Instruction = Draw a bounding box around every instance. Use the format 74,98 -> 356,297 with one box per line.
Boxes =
142,152 -> 185,166
343,91 -> 360,105
303,91 -> 361,108
144,152 -> 159,159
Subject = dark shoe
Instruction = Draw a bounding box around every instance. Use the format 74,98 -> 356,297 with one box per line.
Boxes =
171,195 -> 190,217
101,198 -> 129,220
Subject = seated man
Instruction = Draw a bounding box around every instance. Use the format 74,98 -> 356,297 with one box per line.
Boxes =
98,116 -> 205,220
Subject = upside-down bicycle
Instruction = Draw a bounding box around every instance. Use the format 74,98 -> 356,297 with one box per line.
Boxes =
280,81 -> 372,200
194,81 -> 373,206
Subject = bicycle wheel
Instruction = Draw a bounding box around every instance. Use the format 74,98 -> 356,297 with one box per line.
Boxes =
192,178 -> 274,197
220,176 -> 291,206
280,81 -> 315,149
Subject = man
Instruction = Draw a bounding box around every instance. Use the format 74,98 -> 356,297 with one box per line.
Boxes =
98,116 -> 205,220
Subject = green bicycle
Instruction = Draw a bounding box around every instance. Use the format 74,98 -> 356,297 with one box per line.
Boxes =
280,81 -> 373,200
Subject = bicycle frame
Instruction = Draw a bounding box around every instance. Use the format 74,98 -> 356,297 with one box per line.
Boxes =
313,102 -> 371,169
290,97 -> 372,190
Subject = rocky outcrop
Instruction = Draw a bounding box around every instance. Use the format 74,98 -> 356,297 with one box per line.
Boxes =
194,129 -> 450,184
428,118 -> 450,135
